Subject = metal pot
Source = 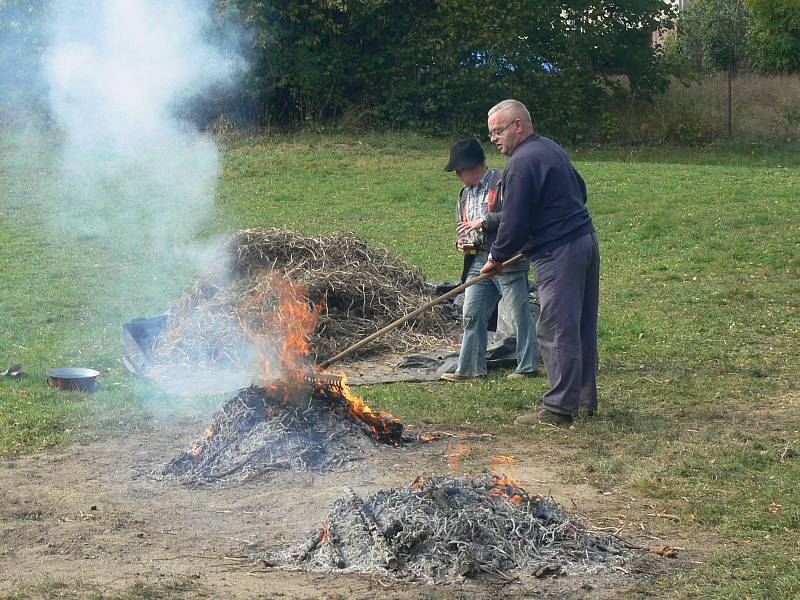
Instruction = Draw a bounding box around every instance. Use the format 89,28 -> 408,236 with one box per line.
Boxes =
47,367 -> 100,393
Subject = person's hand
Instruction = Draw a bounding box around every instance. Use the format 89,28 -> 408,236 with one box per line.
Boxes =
456,237 -> 467,252
457,218 -> 484,236
480,258 -> 503,276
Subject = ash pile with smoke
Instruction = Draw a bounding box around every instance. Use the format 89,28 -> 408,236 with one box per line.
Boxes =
152,382 -> 404,485
265,475 -> 633,583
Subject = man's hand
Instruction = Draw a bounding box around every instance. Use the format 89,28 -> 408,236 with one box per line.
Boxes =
457,218 -> 484,236
480,258 -> 503,276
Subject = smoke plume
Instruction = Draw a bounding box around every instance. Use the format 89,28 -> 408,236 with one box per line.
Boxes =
1,0 -> 248,401
43,0 -> 243,257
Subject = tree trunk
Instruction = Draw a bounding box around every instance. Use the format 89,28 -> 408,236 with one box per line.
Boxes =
727,67 -> 733,140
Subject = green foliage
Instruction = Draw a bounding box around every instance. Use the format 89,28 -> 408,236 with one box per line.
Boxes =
748,0 -> 800,72
1,0 -> 676,139
670,109 -> 713,145
672,0 -> 754,74
668,0 -> 756,139
229,0 -> 673,139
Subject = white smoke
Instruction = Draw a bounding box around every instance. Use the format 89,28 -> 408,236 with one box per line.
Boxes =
43,0 -> 243,257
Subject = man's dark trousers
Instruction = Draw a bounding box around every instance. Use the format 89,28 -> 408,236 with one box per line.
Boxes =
534,232 -> 600,416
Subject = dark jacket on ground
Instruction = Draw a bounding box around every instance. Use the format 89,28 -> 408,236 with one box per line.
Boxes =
489,134 -> 593,263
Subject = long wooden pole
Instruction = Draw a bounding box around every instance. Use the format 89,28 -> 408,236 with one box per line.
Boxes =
318,253 -> 525,369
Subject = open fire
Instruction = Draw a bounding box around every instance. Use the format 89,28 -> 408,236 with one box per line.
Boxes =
153,273 -> 404,484
243,272 -> 401,441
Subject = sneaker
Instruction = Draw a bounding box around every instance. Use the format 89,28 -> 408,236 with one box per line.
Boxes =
439,372 -> 482,383
506,370 -> 539,380
514,407 -> 574,427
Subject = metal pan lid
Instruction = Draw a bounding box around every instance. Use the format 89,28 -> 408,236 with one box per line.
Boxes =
47,367 -> 100,379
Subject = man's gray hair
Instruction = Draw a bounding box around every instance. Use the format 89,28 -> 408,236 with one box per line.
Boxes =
488,99 -> 533,130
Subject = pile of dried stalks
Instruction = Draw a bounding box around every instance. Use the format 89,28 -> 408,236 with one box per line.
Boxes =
267,475 -> 630,582
153,385 -> 403,485
151,229 -> 455,369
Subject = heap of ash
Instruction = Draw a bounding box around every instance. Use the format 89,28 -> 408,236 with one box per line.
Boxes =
265,475 -> 630,583
152,384 -> 402,484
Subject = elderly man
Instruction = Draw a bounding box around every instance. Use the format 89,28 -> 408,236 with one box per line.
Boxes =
480,99 -> 600,425
440,137 -> 539,382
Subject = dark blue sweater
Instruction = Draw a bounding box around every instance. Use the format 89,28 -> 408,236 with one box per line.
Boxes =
489,134 -> 593,262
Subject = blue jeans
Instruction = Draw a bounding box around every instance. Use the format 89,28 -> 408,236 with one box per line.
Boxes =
455,253 -> 540,377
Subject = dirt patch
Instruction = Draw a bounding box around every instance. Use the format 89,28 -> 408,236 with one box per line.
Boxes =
0,418 -> 685,599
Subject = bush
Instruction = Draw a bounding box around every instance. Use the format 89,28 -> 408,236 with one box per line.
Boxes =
228,0 -> 673,140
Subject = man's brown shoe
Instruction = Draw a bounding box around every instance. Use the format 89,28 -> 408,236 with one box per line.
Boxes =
514,407 -> 574,427
506,370 -> 540,380
440,372 -> 482,383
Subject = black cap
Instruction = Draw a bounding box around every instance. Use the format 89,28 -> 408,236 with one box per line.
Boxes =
444,138 -> 486,172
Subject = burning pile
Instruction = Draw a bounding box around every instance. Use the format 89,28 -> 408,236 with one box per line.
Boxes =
266,474 -> 630,582
151,239 -> 411,485
154,380 -> 403,484
151,229 -> 455,369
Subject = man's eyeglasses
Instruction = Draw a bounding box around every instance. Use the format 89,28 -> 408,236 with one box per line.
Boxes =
489,119 -> 518,140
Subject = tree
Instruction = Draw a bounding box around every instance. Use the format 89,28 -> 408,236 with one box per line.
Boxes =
673,0 -> 754,138
747,0 -> 800,72
229,0 -> 674,139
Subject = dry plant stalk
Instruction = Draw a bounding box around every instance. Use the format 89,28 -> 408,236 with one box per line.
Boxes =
151,228 -> 456,369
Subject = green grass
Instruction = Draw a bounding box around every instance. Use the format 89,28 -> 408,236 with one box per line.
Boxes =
1,131 -> 799,598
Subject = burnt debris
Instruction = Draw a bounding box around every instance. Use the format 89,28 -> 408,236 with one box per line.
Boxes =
266,475 -> 630,583
152,384 -> 403,485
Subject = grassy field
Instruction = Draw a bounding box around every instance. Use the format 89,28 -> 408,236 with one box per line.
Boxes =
1,132 -> 799,598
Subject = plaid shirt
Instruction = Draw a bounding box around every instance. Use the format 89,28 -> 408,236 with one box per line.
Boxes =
457,167 -> 499,247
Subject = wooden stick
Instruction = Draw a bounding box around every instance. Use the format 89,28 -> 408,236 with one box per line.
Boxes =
325,521 -> 346,569
345,488 -> 398,571
319,253 -> 525,369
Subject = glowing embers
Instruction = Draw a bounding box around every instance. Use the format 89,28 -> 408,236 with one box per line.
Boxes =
322,375 -> 402,446
241,272 -> 401,444
265,475 -> 630,582
154,383 -> 403,484
155,269 -> 404,484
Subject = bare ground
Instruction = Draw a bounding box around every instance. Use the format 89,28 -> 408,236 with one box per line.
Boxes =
0,416 -> 690,599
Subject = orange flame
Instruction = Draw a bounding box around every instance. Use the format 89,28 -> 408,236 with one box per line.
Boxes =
239,272 -> 320,400
239,271 -> 401,443
410,475 -> 428,491
488,473 -> 526,505
327,375 -> 402,445
320,519 -> 330,544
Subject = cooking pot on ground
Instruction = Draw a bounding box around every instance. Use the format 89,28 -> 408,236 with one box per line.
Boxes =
47,367 -> 100,392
